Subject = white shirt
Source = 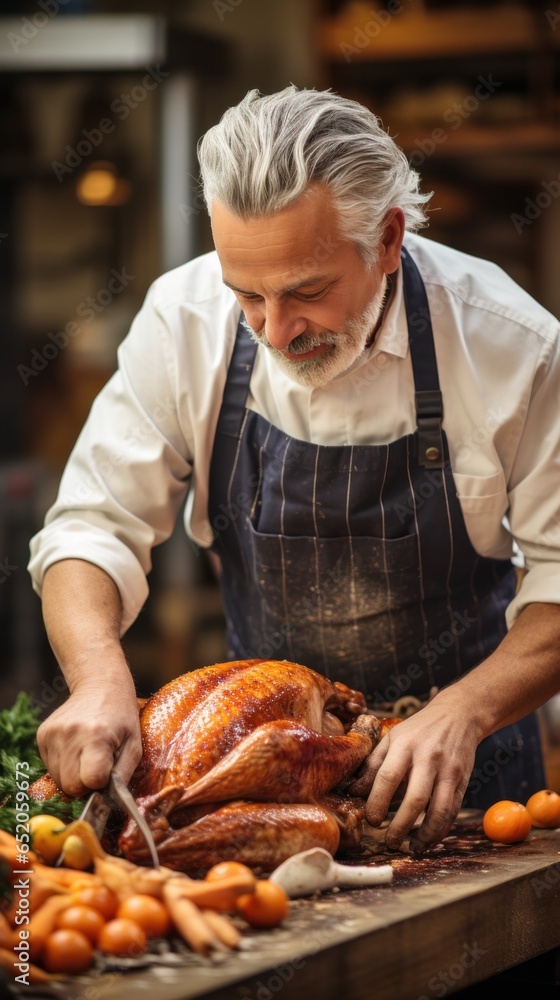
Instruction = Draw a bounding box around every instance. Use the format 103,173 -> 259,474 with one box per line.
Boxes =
28,233 -> 560,636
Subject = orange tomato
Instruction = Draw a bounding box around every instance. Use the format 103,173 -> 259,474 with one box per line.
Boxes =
41,929 -> 94,974
71,884 -> 119,921
28,815 -> 67,865
236,880 -> 289,929
55,904 -> 106,945
526,789 -> 560,829
116,895 -> 171,938
205,861 -> 255,882
98,917 -> 147,958
482,799 -> 532,844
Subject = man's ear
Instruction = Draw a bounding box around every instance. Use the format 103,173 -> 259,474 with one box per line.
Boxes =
379,208 -> 406,274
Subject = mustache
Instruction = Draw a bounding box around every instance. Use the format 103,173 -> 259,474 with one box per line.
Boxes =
243,321 -> 338,355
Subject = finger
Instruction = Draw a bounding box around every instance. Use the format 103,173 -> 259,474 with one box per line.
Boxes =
409,782 -> 467,855
112,735 -> 144,785
81,738 -> 123,791
382,770 -> 436,850
364,746 -> 410,828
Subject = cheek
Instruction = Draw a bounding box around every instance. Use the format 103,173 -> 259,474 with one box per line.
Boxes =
238,301 -> 264,331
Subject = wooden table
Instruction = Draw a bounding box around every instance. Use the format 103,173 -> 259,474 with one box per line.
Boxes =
9,818 -> 560,1000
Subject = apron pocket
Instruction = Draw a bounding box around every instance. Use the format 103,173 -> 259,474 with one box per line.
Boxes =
453,470 -> 511,556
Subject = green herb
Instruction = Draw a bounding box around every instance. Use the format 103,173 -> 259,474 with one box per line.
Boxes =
0,692 -> 83,834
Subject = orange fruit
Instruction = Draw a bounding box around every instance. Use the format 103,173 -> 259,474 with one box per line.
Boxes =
98,917 -> 147,958
42,928 -> 94,974
482,799 -> 532,844
116,895 -> 171,938
71,884 -> 119,921
526,789 -> 560,829
55,904 -> 106,945
236,879 -> 289,929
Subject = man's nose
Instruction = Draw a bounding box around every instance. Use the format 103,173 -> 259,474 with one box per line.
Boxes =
245,302 -> 307,351
261,300 -> 307,351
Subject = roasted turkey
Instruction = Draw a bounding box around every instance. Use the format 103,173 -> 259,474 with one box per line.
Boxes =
118,658 -> 398,874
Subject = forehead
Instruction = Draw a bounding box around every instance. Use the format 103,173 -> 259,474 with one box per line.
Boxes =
211,184 -> 346,288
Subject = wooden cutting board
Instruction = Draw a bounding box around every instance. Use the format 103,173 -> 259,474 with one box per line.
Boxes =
12,813 -> 560,1000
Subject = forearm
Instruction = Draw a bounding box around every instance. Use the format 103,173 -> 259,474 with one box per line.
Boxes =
38,559 -> 142,793
439,602 -> 560,737
42,558 -> 132,693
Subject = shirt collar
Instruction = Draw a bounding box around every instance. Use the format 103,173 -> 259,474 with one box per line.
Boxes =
368,259 -> 408,360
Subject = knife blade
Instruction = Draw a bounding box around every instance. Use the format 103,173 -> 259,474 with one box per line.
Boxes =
57,770 -> 160,869
107,769 -> 160,870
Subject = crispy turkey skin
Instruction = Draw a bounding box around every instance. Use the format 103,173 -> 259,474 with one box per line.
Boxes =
119,659 -> 384,873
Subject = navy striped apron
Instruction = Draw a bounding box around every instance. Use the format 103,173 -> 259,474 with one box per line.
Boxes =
208,247 -> 545,808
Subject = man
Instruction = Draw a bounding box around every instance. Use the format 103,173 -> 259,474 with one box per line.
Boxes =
29,86 -> 560,854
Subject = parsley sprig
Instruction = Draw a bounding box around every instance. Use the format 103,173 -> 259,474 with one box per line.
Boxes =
0,692 -> 83,833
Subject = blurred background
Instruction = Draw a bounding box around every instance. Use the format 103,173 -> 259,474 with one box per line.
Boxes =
0,0 -> 559,777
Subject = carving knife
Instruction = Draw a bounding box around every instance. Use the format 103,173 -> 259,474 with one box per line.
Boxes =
58,769 -> 160,869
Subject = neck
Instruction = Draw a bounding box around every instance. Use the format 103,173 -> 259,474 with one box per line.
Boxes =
365,272 -> 395,349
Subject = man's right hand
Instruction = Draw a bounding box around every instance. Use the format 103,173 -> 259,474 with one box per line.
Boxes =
38,559 -> 144,797
36,680 -> 143,797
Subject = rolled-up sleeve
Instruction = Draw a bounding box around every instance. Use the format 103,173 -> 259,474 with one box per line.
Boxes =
28,284 -> 193,635
506,328 -> 560,625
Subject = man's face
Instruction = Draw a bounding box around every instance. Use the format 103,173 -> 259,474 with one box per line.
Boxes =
212,184 -> 403,387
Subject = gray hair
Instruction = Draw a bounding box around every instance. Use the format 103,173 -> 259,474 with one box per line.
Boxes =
197,85 -> 432,266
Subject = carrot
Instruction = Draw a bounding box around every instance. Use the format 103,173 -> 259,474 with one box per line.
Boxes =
0,844 -> 39,872
0,945 -> 52,984
201,908 -> 242,949
27,893 -> 74,962
173,870 -> 257,912
93,855 -> 181,901
33,862 -> 101,888
0,912 -> 16,949
163,880 -> 220,956
3,874 -> 67,927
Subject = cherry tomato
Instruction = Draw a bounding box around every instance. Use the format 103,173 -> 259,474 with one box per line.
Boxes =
42,929 -> 94,974
205,861 -> 255,882
236,880 -> 289,929
116,895 -> 171,938
71,884 -> 119,921
60,834 -> 92,870
526,789 -> 560,829
55,904 -> 105,945
28,815 -> 67,864
98,917 -> 147,958
482,800 -> 532,843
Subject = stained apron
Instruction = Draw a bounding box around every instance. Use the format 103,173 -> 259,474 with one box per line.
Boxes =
208,247 -> 545,807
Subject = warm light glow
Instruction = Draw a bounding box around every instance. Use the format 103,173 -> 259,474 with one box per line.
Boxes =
76,162 -> 132,206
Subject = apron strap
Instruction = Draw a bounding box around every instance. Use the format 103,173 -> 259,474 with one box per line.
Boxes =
215,315 -> 257,440
401,246 -> 445,469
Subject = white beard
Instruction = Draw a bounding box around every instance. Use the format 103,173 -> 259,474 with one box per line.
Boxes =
243,279 -> 388,388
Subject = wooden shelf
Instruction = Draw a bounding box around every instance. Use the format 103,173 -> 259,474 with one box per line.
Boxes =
393,121 -> 560,157
319,3 -> 550,62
